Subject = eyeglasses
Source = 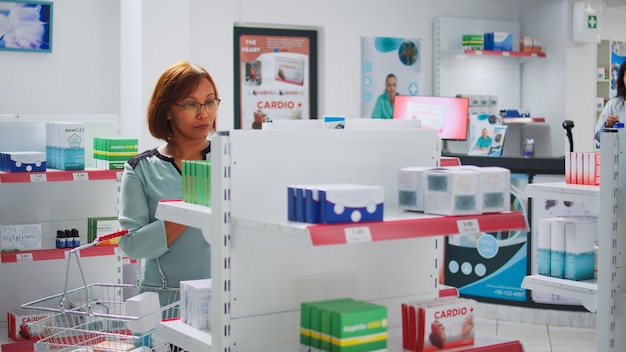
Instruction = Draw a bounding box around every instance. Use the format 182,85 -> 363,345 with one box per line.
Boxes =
173,99 -> 221,114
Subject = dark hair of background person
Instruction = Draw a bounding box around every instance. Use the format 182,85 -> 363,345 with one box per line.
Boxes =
616,63 -> 626,109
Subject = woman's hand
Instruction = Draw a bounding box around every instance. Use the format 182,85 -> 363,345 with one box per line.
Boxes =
606,115 -> 620,127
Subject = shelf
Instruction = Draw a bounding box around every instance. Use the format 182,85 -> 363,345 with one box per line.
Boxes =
526,182 -> 599,213
157,319 -> 523,352
230,208 -> 528,246
0,245 -> 119,263
155,200 -> 212,230
463,49 -> 546,58
0,169 -> 121,183
521,275 -> 597,313
158,319 -> 212,351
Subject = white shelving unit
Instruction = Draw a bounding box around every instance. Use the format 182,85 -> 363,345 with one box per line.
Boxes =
0,169 -> 123,350
154,128 -> 528,351
521,129 -> 626,351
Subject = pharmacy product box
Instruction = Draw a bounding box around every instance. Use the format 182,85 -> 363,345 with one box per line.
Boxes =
7,310 -> 53,341
88,216 -> 119,243
180,279 -> 211,330
493,32 -> 513,51
549,218 -> 567,279
398,166 -> 437,212
126,291 -> 161,333
0,151 -> 46,172
1,223 -> 42,250
93,138 -> 138,169
537,218 -> 553,276
478,166 -> 510,213
300,298 -> 355,351
327,302 -> 387,352
564,219 -> 597,281
402,297 -> 475,352
402,298 -> 457,351
318,184 -> 384,224
423,167 -> 481,216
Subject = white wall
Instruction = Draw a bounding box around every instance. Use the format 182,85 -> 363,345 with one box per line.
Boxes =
0,0 -> 120,115
3,0 -> 626,155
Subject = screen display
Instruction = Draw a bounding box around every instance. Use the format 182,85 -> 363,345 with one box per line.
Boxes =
392,95 -> 469,141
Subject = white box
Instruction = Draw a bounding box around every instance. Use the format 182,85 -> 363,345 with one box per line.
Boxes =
126,291 -> 161,333
398,166 -> 438,212
1,224 -> 42,250
564,219 -> 597,281
537,218 -> 552,276
478,167 -> 510,213
423,167 -> 481,216
549,218 -> 567,279
181,279 -> 212,329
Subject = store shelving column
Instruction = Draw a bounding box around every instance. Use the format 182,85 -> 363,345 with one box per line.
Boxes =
596,128 -> 626,351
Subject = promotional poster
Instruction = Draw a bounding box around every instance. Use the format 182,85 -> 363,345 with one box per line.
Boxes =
234,28 -> 317,129
360,36 -> 421,118
445,173 -> 530,302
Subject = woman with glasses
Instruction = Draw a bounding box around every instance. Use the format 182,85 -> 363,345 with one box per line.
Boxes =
118,61 -> 218,300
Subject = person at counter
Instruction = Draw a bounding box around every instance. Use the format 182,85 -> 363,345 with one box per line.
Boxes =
595,63 -> 626,143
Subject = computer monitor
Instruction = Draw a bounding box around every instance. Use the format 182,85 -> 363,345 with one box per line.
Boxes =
392,95 -> 469,148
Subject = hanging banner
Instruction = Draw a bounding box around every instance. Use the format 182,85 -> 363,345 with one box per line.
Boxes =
234,27 -> 318,129
360,36 -> 421,119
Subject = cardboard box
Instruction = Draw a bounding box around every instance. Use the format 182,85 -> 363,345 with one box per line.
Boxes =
7,310 -> 53,341
402,297 -> 475,352
424,167 -> 481,216
478,167 -> 510,213
398,166 -> 437,212
564,219 -> 597,281
319,184 -> 384,224
0,151 -> 46,172
126,291 -> 161,333
1,223 -> 42,250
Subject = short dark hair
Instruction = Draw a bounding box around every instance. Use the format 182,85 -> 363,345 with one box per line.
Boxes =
147,61 -> 219,140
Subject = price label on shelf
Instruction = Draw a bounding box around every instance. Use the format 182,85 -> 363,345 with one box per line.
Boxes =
344,226 -> 372,243
456,218 -> 480,235
16,253 -> 33,262
72,172 -> 89,181
502,51 -> 510,57
29,173 -> 47,182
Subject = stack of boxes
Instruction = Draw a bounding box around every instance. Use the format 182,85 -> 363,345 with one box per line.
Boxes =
565,152 -> 600,186
182,160 -> 211,206
93,138 -> 138,170
537,217 -> 597,281
287,184 -> 384,224
46,122 -> 85,170
300,298 -> 387,351
0,151 -> 46,172
398,166 -> 510,216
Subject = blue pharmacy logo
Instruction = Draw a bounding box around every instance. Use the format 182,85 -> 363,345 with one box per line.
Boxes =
476,234 -> 499,259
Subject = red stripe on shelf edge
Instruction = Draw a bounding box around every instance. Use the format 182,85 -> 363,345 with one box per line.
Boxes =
1,340 -> 35,352
1,246 -> 117,263
466,340 -> 524,352
306,212 -> 527,246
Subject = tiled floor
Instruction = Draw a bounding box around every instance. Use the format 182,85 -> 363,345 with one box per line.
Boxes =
475,317 -> 597,352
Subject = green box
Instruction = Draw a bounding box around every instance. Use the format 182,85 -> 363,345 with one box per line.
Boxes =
301,298 -> 354,350
329,303 -> 387,352
87,216 -> 119,243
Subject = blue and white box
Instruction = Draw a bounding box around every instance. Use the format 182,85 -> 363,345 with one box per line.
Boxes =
318,184 -> 384,224
1,223 -> 42,250
423,167 -> 481,216
537,218 -> 553,276
493,32 -> 513,51
564,219 -> 597,281
549,218 -> 567,279
46,122 -> 85,170
0,151 -> 46,172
